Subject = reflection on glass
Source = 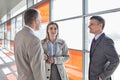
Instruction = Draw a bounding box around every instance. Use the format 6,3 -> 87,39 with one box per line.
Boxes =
51,0 -> 82,20
57,18 -> 83,50
88,0 -> 120,13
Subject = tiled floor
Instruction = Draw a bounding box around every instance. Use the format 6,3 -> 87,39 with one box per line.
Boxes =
0,48 -> 17,80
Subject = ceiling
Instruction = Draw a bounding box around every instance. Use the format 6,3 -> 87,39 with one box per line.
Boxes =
0,0 -> 22,19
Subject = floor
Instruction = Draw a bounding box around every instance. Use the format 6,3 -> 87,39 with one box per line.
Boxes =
0,48 -> 17,80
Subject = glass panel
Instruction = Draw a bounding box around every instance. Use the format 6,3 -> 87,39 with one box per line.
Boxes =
0,24 -> 4,40
34,0 -> 42,4
51,0 -> 82,21
11,0 -> 27,18
101,12 -> 120,55
7,21 -> 11,50
36,1 -> 49,23
65,50 -> 83,80
0,24 -> 5,48
28,0 -> 34,8
34,22 -> 48,40
88,0 -> 120,13
7,21 -> 11,40
4,23 -> 8,49
0,25 -> 4,48
16,15 -> 23,33
37,0 -> 42,3
11,18 -> 16,40
1,14 -> 7,23
57,18 -> 83,50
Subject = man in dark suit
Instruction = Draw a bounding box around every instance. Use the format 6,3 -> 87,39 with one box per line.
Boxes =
88,16 -> 119,80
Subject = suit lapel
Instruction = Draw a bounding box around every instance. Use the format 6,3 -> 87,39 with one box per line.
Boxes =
91,33 -> 105,54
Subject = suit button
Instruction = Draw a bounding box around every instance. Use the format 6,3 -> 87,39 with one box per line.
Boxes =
47,76 -> 49,79
48,69 -> 50,71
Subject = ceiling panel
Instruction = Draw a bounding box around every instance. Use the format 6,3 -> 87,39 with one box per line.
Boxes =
0,0 -> 22,19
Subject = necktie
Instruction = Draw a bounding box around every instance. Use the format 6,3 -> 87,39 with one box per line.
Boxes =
90,38 -> 96,58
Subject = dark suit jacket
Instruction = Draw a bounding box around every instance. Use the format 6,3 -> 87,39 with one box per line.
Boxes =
89,33 -> 119,80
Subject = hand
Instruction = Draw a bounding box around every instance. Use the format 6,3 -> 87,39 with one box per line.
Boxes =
48,57 -> 55,64
98,76 -> 102,80
44,54 -> 48,60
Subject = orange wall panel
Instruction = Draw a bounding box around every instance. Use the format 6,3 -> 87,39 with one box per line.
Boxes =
65,49 -> 83,80
36,1 -> 49,23
0,40 -> 2,47
10,40 -> 14,51
7,21 -> 11,30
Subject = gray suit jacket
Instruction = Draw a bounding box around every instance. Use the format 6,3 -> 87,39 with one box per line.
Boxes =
14,26 -> 46,80
89,33 -> 119,80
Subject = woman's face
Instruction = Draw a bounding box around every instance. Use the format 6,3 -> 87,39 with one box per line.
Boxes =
47,24 -> 58,39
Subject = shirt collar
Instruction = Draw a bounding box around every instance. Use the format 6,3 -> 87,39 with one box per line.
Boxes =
94,32 -> 103,40
47,39 -> 57,44
25,25 -> 35,33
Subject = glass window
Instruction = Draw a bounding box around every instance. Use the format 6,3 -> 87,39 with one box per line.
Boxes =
16,15 -> 23,33
1,14 -> 7,23
27,0 -> 34,8
0,24 -> 4,48
4,23 -> 9,49
101,12 -> 120,55
0,24 -> 4,40
7,21 -> 11,40
11,18 -> 16,40
34,22 -> 48,40
36,1 -> 49,23
34,0 -> 42,4
57,18 -> 83,50
11,0 -> 27,18
51,0 -> 82,21
88,0 -> 120,13
66,50 -> 83,80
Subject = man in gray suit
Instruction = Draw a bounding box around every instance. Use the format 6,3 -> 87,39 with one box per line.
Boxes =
88,16 -> 119,80
14,8 -> 46,80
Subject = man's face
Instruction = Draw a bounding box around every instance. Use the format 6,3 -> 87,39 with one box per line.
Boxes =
35,12 -> 41,31
88,19 -> 102,35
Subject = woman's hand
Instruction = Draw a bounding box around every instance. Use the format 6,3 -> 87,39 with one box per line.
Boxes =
48,57 -> 55,64
44,54 -> 48,60
98,76 -> 102,80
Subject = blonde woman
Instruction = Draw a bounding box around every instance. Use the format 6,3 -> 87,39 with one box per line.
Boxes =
42,22 -> 70,80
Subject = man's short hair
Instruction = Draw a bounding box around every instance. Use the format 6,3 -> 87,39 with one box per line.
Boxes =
90,16 -> 105,29
24,8 -> 39,25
